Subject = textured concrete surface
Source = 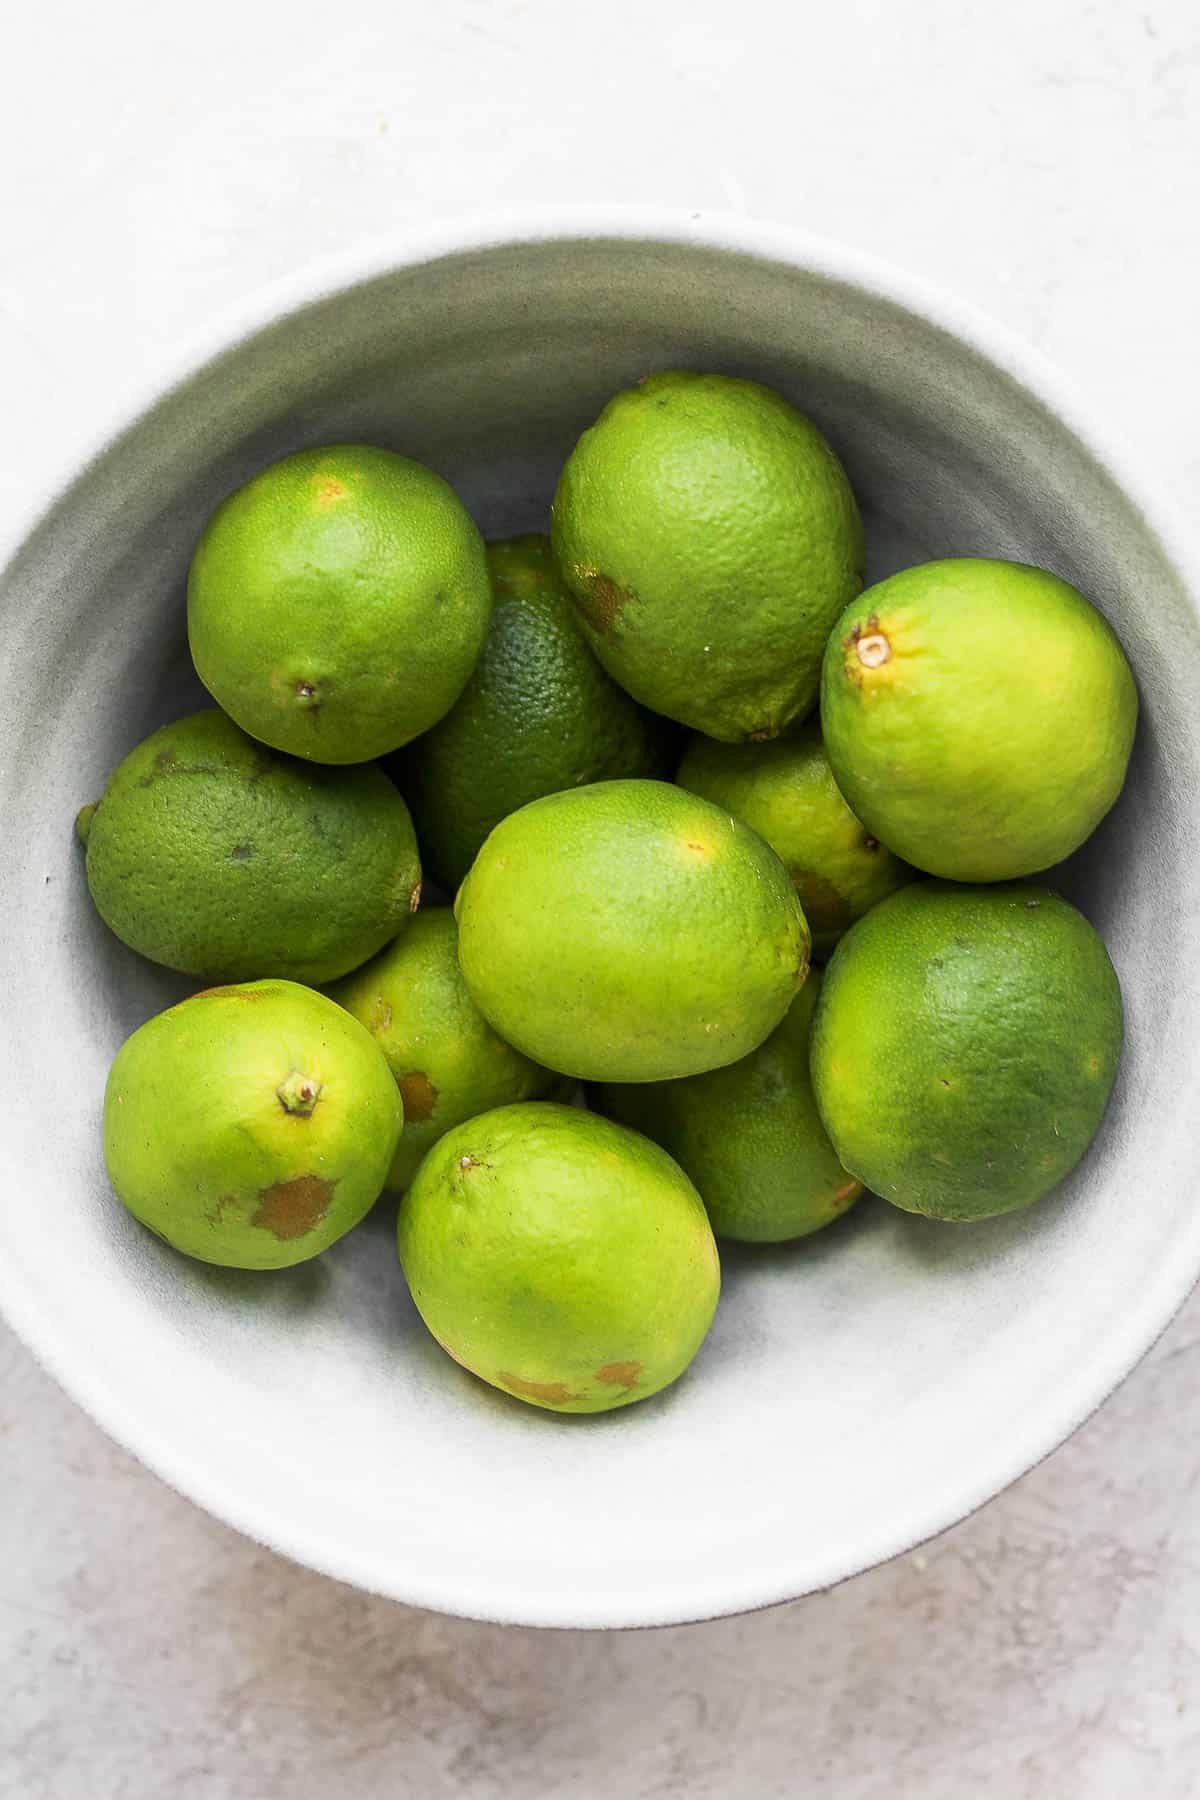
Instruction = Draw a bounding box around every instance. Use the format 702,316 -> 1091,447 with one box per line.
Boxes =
3,1 -> 1200,1793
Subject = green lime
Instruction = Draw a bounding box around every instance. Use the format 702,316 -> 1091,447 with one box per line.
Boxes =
810,882 -> 1123,1220
78,708 -> 420,984
595,969 -> 862,1243
397,1101 -> 720,1412
454,779 -> 810,1082
104,980 -> 403,1268
821,559 -> 1137,881
326,907 -> 556,1192
551,371 -> 864,741
393,534 -> 670,891
676,722 -> 912,957
188,445 -> 492,763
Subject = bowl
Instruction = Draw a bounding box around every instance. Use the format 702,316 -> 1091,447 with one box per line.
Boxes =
3,211 -> 1199,1630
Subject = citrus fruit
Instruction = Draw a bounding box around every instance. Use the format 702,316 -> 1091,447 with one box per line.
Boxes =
595,969 -> 862,1243
78,708 -> 420,983
550,371 -> 864,742
821,558 -> 1137,881
104,980 -> 403,1268
676,723 -> 912,957
454,779 -> 810,1082
393,534 -> 670,891
187,444 -> 492,763
326,907 -> 556,1192
810,882 -> 1123,1220
397,1101 -> 720,1412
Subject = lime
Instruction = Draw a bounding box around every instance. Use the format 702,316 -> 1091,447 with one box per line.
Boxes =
188,445 -> 491,763
677,723 -> 912,957
104,979 -> 403,1268
810,882 -> 1123,1220
326,907 -> 555,1192
596,969 -> 862,1242
78,709 -> 421,984
454,779 -> 810,1082
821,559 -> 1137,880
397,1102 -> 720,1412
394,534 -> 670,891
551,371 -> 864,741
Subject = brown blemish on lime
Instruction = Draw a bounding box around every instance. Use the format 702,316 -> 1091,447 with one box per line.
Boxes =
137,753 -> 219,787
229,843 -> 253,862
1086,1052 -> 1102,1075
191,984 -> 268,1002
294,681 -> 320,709
497,1372 -> 582,1405
571,567 -> 631,639
398,1071 -> 437,1122
371,997 -> 393,1035
252,1174 -> 335,1240
205,1193 -> 239,1228
595,1360 -> 641,1390
313,474 -> 348,507
831,1179 -> 861,1211
409,881 -> 422,914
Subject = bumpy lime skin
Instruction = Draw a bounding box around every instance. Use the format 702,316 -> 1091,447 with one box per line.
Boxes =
80,709 -> 421,984
104,979 -> 403,1269
596,970 -> 862,1243
810,882 -> 1124,1221
677,723 -> 912,957
551,372 -> 865,742
454,778 -> 811,1083
397,1102 -> 721,1412
326,908 -> 556,1192
394,535 -> 671,892
188,445 -> 492,763
820,558 -> 1138,881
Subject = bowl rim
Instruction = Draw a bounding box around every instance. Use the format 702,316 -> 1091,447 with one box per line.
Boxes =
4,205 -> 1200,1630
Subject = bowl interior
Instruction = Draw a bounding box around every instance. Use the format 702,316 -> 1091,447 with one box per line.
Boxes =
3,227 -> 1200,1628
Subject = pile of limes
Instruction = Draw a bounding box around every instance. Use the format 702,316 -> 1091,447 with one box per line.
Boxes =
83,373 -> 1135,1415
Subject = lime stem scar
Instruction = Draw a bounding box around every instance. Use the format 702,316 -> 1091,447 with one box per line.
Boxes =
855,632 -> 891,668
277,1070 -> 322,1115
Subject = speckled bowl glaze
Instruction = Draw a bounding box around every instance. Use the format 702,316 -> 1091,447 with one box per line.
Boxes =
2,212 -> 1198,1629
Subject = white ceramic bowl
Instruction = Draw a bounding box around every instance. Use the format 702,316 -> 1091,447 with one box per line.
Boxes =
3,211 -> 1199,1630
